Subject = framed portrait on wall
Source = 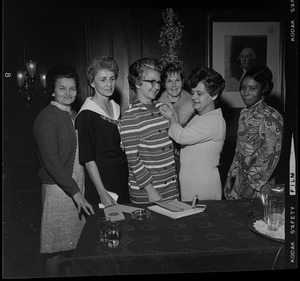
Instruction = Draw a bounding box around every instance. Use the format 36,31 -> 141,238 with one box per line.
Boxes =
207,15 -> 283,109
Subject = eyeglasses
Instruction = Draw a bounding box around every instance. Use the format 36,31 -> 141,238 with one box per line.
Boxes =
142,79 -> 162,87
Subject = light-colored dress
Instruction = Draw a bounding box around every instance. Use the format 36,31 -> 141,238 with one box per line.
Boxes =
168,108 -> 226,201
40,144 -> 85,253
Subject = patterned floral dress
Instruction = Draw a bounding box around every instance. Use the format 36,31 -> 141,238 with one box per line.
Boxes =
227,100 -> 284,199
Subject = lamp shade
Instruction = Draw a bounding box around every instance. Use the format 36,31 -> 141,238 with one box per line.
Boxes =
40,74 -> 47,88
17,71 -> 26,87
26,60 -> 36,77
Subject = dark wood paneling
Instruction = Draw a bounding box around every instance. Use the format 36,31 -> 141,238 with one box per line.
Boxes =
176,9 -> 207,74
87,8 -> 112,58
4,5 -> 88,193
111,9 -> 132,113
5,7 -> 288,194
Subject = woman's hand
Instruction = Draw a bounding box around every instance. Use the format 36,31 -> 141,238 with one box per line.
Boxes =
160,103 -> 179,124
99,191 -> 117,207
241,185 -> 255,198
224,175 -> 234,200
84,161 -> 117,208
73,192 -> 95,215
145,184 -> 163,203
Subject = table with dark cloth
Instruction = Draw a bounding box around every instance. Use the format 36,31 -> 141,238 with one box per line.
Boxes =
65,199 -> 285,275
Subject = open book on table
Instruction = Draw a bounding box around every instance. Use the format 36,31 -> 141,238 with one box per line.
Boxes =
147,200 -> 206,219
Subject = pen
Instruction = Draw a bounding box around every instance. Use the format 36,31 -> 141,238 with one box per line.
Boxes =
192,195 -> 198,208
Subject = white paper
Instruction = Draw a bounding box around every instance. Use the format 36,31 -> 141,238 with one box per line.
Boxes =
103,204 -> 143,222
98,191 -> 143,222
98,191 -> 119,209
104,205 -> 125,222
148,201 -> 206,219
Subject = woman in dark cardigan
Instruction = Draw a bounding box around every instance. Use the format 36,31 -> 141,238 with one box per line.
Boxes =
33,64 -> 94,277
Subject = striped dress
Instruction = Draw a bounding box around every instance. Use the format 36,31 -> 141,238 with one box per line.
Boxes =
120,98 -> 179,204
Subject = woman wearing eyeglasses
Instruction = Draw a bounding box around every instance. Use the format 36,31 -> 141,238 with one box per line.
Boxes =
120,58 -> 179,204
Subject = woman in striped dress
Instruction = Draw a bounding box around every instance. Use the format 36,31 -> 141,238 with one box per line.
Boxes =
120,58 -> 179,204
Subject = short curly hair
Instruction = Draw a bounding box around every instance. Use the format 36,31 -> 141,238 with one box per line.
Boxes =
240,64 -> 274,97
188,67 -> 225,102
128,58 -> 164,92
161,62 -> 185,90
46,64 -> 79,94
86,56 -> 119,85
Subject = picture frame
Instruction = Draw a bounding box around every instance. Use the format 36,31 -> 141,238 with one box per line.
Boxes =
207,15 -> 284,109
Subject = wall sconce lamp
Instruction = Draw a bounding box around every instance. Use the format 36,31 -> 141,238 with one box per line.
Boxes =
17,47 -> 47,108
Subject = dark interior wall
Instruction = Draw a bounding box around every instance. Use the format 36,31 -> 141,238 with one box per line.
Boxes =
4,4 -> 88,194
3,4 -> 90,274
84,8 -> 206,111
3,2 -> 293,196
3,2 -> 296,277
3,4 -> 291,195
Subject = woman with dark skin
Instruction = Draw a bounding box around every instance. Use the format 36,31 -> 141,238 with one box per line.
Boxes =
224,65 -> 283,199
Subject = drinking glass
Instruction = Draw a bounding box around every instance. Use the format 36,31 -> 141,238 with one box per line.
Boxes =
260,184 -> 270,223
98,217 -> 111,243
264,184 -> 285,231
107,222 -> 120,248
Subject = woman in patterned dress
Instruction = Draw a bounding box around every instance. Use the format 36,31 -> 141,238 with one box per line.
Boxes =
224,65 -> 284,199
33,64 -> 94,276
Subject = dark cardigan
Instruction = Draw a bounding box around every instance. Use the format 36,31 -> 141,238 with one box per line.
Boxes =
33,104 -> 80,197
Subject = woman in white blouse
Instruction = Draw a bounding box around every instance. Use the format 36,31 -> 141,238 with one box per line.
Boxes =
160,66 -> 226,201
